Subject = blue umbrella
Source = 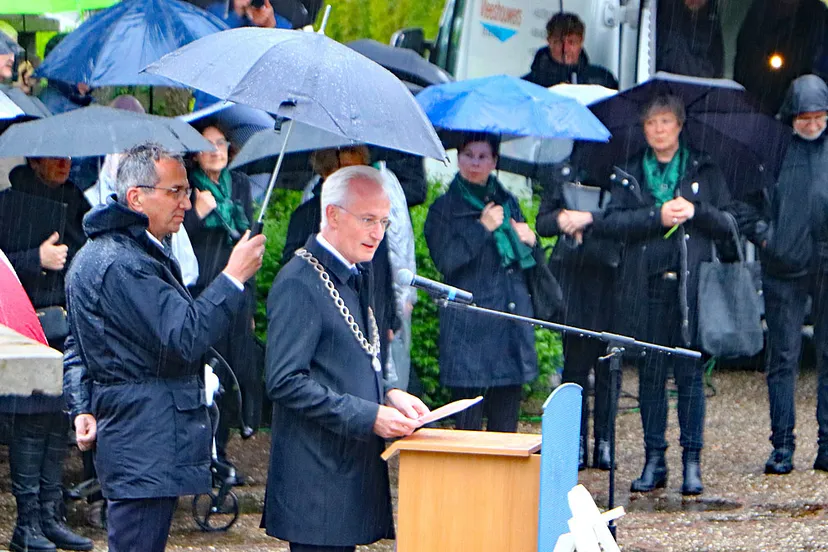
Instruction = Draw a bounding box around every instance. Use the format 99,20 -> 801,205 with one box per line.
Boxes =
415,74 -> 611,148
35,0 -> 227,87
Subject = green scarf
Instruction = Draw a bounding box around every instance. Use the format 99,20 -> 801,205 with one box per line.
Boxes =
642,144 -> 688,206
454,174 -> 536,270
191,168 -> 250,242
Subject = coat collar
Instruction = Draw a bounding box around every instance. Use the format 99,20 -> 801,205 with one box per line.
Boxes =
302,235 -> 354,287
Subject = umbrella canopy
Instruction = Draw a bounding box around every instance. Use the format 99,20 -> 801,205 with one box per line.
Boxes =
571,72 -> 791,198
35,0 -> 227,87
143,27 -> 446,161
415,74 -> 611,149
0,105 -> 214,157
0,0 -> 117,13
346,39 -> 453,90
0,90 -> 24,119
549,83 -> 618,106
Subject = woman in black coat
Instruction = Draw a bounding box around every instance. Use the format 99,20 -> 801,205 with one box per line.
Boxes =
536,167 -> 618,470
424,134 -> 538,432
591,95 -> 733,496
183,124 -> 256,483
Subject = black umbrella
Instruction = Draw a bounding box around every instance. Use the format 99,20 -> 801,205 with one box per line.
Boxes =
346,39 -> 453,89
0,105 -> 213,157
570,72 -> 791,199
144,23 -> 445,233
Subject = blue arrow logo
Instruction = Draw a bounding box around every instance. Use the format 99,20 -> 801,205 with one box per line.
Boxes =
481,22 -> 518,42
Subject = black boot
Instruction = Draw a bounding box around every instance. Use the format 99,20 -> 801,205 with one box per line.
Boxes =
578,435 -> 587,471
41,500 -> 93,551
815,447 -> 828,471
630,449 -> 668,492
681,449 -> 703,496
10,498 -> 56,552
593,439 -> 612,471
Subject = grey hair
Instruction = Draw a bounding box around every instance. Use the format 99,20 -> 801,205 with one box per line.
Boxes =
641,94 -> 686,126
115,143 -> 184,203
320,165 -> 386,230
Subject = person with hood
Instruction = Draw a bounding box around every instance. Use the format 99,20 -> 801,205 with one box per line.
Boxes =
591,95 -> 734,495
522,12 -> 618,89
63,143 -> 265,552
656,0 -> 724,78
757,74 -> 828,475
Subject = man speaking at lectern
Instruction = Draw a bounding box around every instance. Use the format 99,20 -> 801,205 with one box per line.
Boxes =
263,165 -> 428,552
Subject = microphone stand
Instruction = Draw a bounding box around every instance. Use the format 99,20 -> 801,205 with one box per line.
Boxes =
435,297 -> 701,539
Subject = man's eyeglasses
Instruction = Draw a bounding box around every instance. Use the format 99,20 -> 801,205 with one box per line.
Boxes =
135,185 -> 191,199
335,205 -> 391,231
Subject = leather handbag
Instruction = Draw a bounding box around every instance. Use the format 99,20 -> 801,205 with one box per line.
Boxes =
35,306 -> 69,345
697,214 -> 763,358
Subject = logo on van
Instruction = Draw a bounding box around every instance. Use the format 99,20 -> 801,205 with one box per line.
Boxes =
480,0 -> 522,42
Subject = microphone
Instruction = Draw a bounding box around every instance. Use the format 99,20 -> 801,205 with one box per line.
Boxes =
395,269 -> 474,305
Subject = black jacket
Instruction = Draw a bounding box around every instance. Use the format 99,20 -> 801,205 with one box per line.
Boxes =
523,48 -> 618,89
0,165 -> 89,310
592,151 -> 733,347
424,177 -> 537,387
536,173 -> 617,332
656,0 -> 724,78
760,74 -> 828,278
64,199 -> 245,499
263,236 -> 393,546
184,169 -> 254,291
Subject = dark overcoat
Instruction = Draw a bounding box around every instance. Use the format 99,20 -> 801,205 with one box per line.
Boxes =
64,199 -> 244,499
263,236 -> 393,546
591,151 -> 733,347
536,180 -> 616,332
424,177 -> 537,388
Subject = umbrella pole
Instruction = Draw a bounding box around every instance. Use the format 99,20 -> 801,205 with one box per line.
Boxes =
251,118 -> 295,236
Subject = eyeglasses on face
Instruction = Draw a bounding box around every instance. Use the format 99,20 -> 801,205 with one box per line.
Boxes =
135,185 -> 191,199
207,139 -> 230,150
335,205 -> 391,231
459,151 -> 495,164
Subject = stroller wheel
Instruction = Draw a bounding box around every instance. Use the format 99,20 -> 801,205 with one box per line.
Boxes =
192,491 -> 239,532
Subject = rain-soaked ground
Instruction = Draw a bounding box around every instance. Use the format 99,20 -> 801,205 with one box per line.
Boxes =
2,365 -> 828,551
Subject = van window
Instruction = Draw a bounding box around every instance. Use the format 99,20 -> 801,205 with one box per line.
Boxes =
432,0 -> 467,75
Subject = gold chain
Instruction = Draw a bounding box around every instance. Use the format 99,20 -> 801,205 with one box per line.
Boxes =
295,248 -> 380,359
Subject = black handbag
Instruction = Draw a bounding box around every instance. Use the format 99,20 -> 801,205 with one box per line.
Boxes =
35,306 -> 69,345
527,246 -> 565,321
697,215 -> 764,358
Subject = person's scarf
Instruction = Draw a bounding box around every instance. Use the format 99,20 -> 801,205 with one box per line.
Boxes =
454,173 -> 536,270
642,143 -> 688,206
191,167 -> 250,243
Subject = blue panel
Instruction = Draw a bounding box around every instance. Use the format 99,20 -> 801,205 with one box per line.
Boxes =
538,383 -> 582,551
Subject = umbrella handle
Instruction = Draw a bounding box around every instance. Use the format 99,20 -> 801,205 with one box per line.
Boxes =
251,221 -> 264,236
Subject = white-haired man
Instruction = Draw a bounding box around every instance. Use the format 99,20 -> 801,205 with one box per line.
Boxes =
263,165 -> 428,552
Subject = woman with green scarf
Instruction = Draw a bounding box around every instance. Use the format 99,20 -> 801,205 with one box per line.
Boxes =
184,124 -> 255,484
590,95 -> 734,496
424,134 -> 539,433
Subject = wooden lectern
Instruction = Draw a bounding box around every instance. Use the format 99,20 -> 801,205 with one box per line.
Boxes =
382,428 -> 542,552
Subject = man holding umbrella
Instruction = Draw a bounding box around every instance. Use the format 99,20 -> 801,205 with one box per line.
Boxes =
64,143 -> 266,552
758,74 -> 828,475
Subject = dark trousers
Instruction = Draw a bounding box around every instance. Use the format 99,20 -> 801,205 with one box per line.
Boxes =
562,334 -> 615,442
107,497 -> 177,552
451,385 -> 523,432
764,269 -> 828,451
8,412 -> 66,506
290,544 -> 356,552
638,275 -> 705,452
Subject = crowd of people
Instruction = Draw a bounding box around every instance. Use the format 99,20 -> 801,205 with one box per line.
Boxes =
0,1 -> 827,551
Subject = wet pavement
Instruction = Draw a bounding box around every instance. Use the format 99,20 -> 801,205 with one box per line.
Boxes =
1,365 -> 827,550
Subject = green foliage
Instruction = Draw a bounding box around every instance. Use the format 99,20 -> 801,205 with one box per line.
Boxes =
317,0 -> 445,44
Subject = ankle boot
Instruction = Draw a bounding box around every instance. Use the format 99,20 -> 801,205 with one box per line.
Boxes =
40,500 -> 93,551
681,449 -> 704,496
9,498 -> 56,552
630,449 -> 668,492
593,439 -> 613,471
578,435 -> 587,471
